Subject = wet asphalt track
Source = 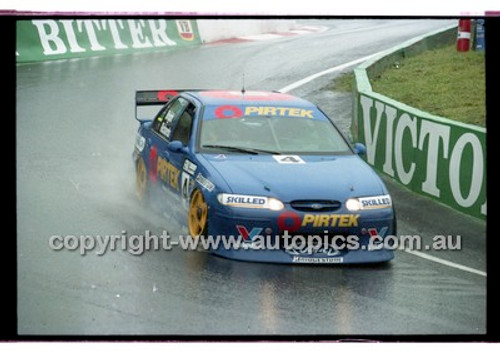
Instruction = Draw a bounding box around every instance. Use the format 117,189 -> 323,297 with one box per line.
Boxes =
17,19 -> 486,335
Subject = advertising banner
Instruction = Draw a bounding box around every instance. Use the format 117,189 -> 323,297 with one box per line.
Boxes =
17,19 -> 201,63
353,91 -> 486,220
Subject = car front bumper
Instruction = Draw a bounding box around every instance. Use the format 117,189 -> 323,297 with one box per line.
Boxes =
207,205 -> 396,264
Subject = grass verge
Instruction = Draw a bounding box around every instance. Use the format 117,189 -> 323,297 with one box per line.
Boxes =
371,44 -> 485,127
331,44 -> 485,127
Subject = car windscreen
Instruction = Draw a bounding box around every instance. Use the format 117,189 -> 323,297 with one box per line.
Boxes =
199,114 -> 352,155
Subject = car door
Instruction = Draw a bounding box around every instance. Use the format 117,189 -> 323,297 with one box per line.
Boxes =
147,97 -> 190,199
167,101 -> 197,209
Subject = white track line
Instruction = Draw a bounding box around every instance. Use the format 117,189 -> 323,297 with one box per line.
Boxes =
404,249 -> 486,277
277,23 -> 455,93
278,50 -> 386,93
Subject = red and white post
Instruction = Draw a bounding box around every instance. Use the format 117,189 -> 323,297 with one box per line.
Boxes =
456,19 -> 471,52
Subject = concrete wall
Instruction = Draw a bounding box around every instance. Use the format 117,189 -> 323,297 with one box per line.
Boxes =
197,19 -> 297,43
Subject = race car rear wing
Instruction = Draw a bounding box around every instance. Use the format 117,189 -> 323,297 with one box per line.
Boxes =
136,90 -> 181,106
135,90 -> 183,121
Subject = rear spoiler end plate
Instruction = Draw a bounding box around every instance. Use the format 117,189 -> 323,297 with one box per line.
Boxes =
135,90 -> 182,121
136,90 -> 181,106
135,89 -> 213,121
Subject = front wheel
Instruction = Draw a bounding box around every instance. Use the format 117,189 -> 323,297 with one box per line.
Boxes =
188,188 -> 208,238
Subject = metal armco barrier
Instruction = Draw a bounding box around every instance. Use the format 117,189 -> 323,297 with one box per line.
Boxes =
456,19 -> 471,52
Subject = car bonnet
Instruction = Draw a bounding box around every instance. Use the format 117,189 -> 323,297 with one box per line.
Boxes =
200,153 -> 387,203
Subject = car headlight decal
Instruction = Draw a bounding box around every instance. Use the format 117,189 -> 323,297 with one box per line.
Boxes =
217,193 -> 284,211
346,195 -> 392,211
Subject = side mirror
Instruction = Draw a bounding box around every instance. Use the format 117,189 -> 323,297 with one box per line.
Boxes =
353,142 -> 366,156
167,140 -> 187,153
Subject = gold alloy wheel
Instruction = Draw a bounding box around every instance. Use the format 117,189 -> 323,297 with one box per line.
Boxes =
188,189 -> 208,237
136,157 -> 148,201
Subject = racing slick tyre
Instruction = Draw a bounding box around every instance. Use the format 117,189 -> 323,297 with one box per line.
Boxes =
188,188 -> 208,238
136,156 -> 149,203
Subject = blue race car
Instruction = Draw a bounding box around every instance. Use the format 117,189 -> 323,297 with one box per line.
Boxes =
133,89 -> 396,264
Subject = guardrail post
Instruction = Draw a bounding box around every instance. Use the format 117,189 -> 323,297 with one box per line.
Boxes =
457,19 -> 471,52
474,19 -> 486,51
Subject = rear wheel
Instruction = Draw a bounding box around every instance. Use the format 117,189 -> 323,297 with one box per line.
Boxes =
188,189 -> 208,238
136,157 -> 148,202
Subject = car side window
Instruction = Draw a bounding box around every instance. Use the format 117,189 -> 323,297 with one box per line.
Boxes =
171,104 -> 195,145
152,105 -> 168,132
154,97 -> 189,140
